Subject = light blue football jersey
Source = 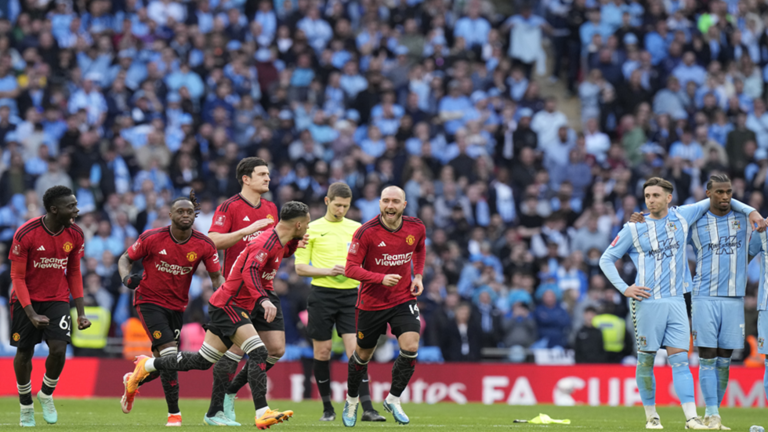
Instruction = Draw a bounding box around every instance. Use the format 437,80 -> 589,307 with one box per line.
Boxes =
601,199 -> 756,300
688,211 -> 751,297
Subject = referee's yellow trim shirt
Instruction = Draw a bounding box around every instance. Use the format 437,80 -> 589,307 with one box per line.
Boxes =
294,216 -> 361,289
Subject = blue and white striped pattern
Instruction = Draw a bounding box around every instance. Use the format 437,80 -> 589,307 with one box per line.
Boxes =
689,211 -> 751,297
622,208 -> 690,299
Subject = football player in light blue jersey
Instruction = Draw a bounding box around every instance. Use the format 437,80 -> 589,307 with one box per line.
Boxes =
600,177 -> 765,430
747,227 -> 768,407
630,174 -> 756,430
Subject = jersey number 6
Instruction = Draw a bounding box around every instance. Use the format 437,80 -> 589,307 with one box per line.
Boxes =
59,315 -> 71,336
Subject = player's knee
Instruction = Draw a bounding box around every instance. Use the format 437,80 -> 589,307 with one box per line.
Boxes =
15,349 -> 34,363
48,342 -> 67,358
698,347 -> 717,359
268,346 -> 285,359
716,348 -> 733,359
400,340 -> 419,353
313,345 -> 332,361
355,348 -> 374,363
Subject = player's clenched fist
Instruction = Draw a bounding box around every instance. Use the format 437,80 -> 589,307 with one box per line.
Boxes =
382,274 -> 402,287
410,276 -> 424,296
123,273 -> 141,289
624,284 -> 651,301
262,300 -> 277,323
78,315 -> 92,330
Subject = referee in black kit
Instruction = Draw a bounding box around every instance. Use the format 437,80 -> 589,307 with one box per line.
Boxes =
294,182 -> 385,422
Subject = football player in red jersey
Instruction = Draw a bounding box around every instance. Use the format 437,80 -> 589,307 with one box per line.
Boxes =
9,185 -> 91,427
206,157 -> 288,422
117,191 -> 223,426
124,201 -> 310,429
341,186 -> 426,427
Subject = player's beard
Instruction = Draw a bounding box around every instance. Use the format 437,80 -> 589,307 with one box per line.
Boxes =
381,208 -> 403,223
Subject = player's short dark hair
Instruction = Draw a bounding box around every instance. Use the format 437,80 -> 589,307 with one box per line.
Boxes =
327,182 -> 352,201
171,190 -> 201,216
643,177 -> 674,194
280,201 -> 309,221
236,157 -> 268,186
43,185 -> 74,212
706,174 -> 731,190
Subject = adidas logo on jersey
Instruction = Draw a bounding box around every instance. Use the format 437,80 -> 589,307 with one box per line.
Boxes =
159,249 -> 167,255
275,258 -> 279,262
378,241 -> 386,247
243,216 -> 251,221
37,246 -> 45,251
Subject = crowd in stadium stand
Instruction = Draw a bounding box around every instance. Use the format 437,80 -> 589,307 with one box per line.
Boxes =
0,0 -> 767,363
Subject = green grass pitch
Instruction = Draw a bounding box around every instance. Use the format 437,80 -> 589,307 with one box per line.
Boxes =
0,397 -> 765,430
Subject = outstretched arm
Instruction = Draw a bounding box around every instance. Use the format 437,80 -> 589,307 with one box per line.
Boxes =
731,199 -> 766,232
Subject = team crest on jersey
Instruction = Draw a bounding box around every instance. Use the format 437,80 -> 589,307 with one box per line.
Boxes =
349,242 -> 359,255
12,244 -> 20,255
241,311 -> 249,319
667,222 -> 677,231
266,214 -> 274,221
186,251 -> 198,262
406,235 -> 415,245
12,332 -> 20,341
611,235 -> 620,247
63,242 -> 73,253
358,331 -> 364,340
732,220 -> 741,230
255,251 -> 268,263
153,331 -> 162,339
759,337 -> 764,349
214,215 -> 226,226
638,336 -> 647,348
692,331 -> 697,342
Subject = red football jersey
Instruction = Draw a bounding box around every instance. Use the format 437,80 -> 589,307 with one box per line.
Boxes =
209,229 -> 298,312
345,216 -> 426,311
128,227 -> 220,312
8,217 -> 85,303
208,194 -> 278,279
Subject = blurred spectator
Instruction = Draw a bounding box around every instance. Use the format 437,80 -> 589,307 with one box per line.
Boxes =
573,306 -> 607,363
533,285 -> 571,348
503,302 -> 537,348
440,302 -> 482,362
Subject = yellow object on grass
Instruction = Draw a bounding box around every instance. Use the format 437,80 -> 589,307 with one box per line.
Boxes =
529,414 -> 571,425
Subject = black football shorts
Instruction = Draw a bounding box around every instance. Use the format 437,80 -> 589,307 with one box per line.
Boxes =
355,300 -> 421,349
11,301 -> 71,349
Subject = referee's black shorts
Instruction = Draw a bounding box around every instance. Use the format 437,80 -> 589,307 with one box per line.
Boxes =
307,285 -> 358,341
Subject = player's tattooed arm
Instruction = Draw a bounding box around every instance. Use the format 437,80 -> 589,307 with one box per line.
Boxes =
208,270 -> 225,290
118,252 -> 141,289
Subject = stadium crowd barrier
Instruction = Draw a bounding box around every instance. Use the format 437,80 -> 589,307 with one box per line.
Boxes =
1,359 -> 764,406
